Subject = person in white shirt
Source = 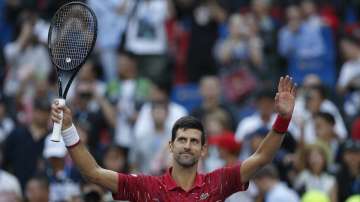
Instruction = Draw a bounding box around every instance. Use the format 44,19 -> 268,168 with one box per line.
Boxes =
254,164 -> 300,202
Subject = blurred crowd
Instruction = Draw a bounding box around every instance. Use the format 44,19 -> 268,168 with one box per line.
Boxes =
0,0 -> 359,202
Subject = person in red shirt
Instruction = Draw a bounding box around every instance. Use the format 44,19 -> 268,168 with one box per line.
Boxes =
50,76 -> 296,201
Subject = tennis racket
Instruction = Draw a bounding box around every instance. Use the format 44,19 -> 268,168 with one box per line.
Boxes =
48,1 -> 97,142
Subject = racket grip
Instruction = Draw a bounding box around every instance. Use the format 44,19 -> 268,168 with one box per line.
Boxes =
51,98 -> 66,142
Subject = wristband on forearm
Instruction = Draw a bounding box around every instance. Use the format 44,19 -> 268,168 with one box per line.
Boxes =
62,124 -> 80,148
272,115 -> 291,134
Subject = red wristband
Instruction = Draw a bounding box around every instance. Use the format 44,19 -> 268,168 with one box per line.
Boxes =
272,115 -> 291,134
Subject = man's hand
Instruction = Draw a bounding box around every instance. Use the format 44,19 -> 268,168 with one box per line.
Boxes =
274,75 -> 296,119
51,100 -> 73,130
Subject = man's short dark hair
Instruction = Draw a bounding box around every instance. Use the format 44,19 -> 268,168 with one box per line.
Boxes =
171,116 -> 206,145
315,112 -> 335,126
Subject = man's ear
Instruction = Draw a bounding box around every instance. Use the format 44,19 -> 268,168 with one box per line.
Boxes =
168,141 -> 173,153
200,144 -> 208,158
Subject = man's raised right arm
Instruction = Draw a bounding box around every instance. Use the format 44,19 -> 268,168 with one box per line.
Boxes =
51,101 -> 118,193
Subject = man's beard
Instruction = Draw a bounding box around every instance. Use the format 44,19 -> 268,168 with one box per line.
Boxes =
174,152 -> 199,168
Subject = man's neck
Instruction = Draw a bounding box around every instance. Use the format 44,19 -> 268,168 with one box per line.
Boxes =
171,163 -> 197,192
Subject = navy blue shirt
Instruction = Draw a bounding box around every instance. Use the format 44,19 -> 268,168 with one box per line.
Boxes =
3,126 -> 47,189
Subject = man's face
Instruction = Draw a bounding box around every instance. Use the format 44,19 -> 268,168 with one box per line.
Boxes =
314,117 -> 333,140
170,129 -> 206,168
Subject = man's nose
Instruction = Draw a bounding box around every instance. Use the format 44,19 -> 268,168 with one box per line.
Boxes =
184,140 -> 191,150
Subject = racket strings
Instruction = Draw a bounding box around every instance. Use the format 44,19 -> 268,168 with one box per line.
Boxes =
50,4 -> 96,71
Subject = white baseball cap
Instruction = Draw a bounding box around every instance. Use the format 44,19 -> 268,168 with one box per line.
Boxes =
43,135 -> 67,158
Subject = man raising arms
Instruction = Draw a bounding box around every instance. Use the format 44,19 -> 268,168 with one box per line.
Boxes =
51,76 -> 296,201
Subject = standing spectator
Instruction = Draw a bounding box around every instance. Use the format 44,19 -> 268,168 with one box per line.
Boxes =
214,14 -> 261,102
174,0 -> 227,82
278,3 -> 335,87
103,51 -> 151,149
336,139 -> 360,202
3,10 -> 51,100
250,0 -> 279,83
88,0 -> 134,82
0,148 -> 22,202
337,33 -> 360,119
254,164 -> 300,202
3,98 -> 50,189
294,144 -> 337,202
124,0 -> 171,81
25,176 -> 49,202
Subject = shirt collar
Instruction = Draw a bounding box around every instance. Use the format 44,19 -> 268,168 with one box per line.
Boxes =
163,167 -> 204,191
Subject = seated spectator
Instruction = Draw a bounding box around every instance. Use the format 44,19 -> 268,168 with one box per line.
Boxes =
3,98 -> 50,189
235,88 -> 298,146
336,139 -> 360,202
132,79 -> 187,173
254,164 -> 300,202
25,175 -> 49,202
337,33 -> 360,119
314,112 -> 340,167
293,85 -> 347,143
191,76 -> 236,130
0,148 -> 22,202
294,144 -> 337,202
43,136 -> 81,202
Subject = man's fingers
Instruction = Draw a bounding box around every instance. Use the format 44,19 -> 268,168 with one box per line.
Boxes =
278,76 -> 284,92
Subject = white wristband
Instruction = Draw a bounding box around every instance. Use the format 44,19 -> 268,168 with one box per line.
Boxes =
61,124 -> 80,147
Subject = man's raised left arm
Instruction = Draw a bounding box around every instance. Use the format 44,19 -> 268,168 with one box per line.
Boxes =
240,75 -> 296,183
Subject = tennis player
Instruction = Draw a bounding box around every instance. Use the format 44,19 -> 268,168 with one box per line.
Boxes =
51,76 -> 296,201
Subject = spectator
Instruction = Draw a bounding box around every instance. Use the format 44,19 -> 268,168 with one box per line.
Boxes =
191,76 -> 236,130
174,0 -> 227,82
43,136 -> 81,202
214,14 -> 261,102
278,3 -> 335,87
313,112 -> 340,167
88,0 -> 134,82
235,88 -> 298,145
25,176 -> 49,202
70,80 -> 110,161
0,148 -> 22,202
250,0 -> 279,81
132,79 -> 187,173
3,98 -> 50,189
337,33 -> 360,119
336,139 -> 360,202
254,164 -> 300,202
103,51 -> 151,149
293,85 -> 347,143
294,144 -> 337,202
3,10 -> 51,100
124,0 -> 171,81
0,94 -> 14,144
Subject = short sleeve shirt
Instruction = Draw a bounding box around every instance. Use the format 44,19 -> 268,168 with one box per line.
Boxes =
112,163 -> 249,201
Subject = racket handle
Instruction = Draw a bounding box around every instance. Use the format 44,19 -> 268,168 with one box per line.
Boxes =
51,98 -> 66,142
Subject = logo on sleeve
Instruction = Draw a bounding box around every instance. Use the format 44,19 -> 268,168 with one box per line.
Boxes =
200,193 -> 209,200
